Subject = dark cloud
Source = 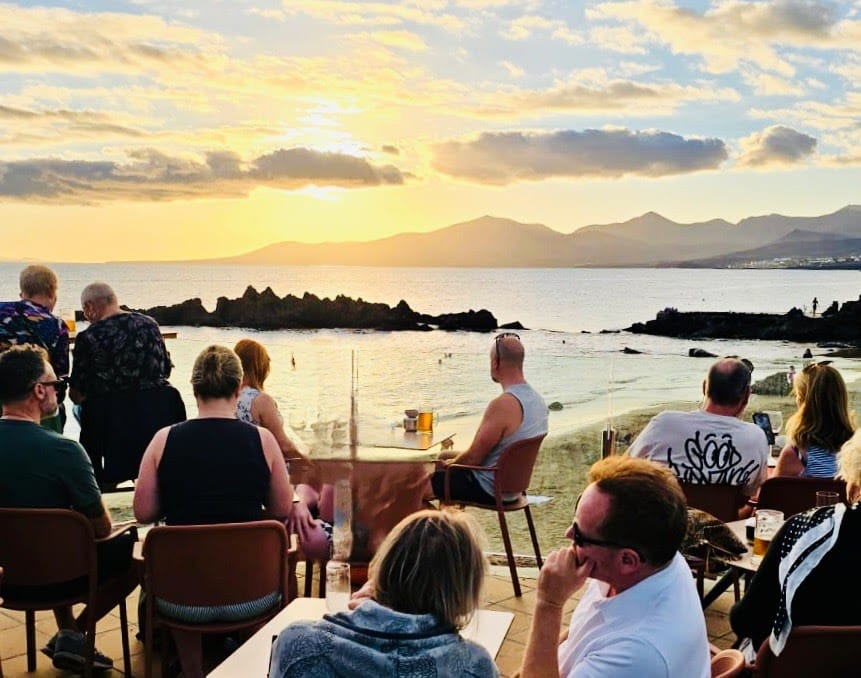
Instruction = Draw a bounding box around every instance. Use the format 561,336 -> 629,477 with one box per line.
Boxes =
431,128 -> 727,183
738,125 -> 817,167
0,147 -> 405,203
381,144 -> 400,155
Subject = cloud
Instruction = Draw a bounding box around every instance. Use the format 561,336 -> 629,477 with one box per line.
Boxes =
282,0 -> 464,31
381,144 -> 400,154
430,128 -> 727,183
0,147 -> 405,203
588,0 -> 860,76
737,125 -> 817,167
500,60 -> 524,78
473,77 -> 739,118
501,14 -> 570,41
360,29 -> 428,50
741,69 -> 805,96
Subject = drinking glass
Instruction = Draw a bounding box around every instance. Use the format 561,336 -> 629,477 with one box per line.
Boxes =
816,491 -> 839,507
752,510 -> 784,563
325,560 -> 351,613
417,410 -> 434,433
58,307 -> 76,334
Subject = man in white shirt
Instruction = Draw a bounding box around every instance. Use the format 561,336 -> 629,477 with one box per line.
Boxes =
519,456 -> 710,678
628,357 -> 768,501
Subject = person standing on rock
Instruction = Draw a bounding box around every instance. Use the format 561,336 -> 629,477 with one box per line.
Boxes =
812,297 -> 819,315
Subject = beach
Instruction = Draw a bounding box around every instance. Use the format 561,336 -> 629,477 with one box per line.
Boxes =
101,373 -> 861,560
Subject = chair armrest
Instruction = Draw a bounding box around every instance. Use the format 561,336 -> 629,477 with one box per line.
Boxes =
287,533 -> 299,556
446,462 -> 498,473
98,522 -> 139,544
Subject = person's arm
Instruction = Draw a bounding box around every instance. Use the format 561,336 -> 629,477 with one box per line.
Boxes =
253,392 -> 306,462
774,444 -> 804,477
730,519 -> 792,648
260,428 -> 294,520
88,504 -> 112,539
520,547 -> 594,678
68,331 -> 89,404
133,427 -> 168,524
445,393 -> 520,467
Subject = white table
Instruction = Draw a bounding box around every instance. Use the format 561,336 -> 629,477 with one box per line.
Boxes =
208,598 -> 514,677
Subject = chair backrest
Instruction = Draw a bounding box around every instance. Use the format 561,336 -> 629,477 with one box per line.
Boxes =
0,508 -> 96,588
495,435 -> 547,495
754,626 -> 861,677
757,477 -> 847,517
680,483 -> 747,523
143,520 -> 289,608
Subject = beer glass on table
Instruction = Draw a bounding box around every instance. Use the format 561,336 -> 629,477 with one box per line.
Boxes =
752,510 -> 784,563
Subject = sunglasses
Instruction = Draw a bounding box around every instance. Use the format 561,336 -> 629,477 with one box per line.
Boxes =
570,516 -> 644,561
34,377 -> 68,396
494,332 -> 520,367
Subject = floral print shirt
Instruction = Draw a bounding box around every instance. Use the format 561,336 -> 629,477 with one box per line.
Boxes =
70,311 -> 171,397
0,299 -> 70,376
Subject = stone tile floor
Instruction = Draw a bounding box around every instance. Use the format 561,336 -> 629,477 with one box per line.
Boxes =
0,566 -> 739,677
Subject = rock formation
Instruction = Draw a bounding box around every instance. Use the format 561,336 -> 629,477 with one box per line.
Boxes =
138,285 -> 505,332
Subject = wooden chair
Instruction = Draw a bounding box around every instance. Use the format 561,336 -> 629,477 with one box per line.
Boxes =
756,477 -> 847,518
680,482 -> 749,523
0,508 -> 137,678
439,434 -> 547,597
142,520 -> 294,678
711,647 -> 745,678
753,625 -> 861,676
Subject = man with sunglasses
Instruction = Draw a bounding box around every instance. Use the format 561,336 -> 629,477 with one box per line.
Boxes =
627,357 -> 768,517
0,264 -> 70,432
0,345 -> 136,672
431,332 -> 547,503
520,456 -> 710,678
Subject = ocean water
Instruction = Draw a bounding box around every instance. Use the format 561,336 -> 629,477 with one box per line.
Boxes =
3,263 -> 860,445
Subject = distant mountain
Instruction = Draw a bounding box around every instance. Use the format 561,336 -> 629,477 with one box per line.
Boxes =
175,205 -> 861,268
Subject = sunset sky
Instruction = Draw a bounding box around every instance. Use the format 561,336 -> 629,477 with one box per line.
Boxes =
2,0 -> 860,262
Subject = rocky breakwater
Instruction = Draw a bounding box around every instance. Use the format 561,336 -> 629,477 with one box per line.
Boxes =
626,298 -> 861,343
138,285 -> 502,332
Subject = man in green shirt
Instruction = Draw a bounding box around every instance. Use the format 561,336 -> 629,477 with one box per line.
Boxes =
0,345 -> 136,672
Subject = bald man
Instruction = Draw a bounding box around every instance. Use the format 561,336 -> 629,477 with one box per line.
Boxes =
431,333 -> 548,503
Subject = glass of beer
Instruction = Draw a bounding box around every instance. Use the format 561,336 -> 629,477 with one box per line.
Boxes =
816,491 -> 839,507
325,560 -> 351,613
417,410 -> 433,433
752,509 -> 784,563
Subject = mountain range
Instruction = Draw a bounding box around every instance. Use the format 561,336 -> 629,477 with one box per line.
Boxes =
182,205 -> 861,268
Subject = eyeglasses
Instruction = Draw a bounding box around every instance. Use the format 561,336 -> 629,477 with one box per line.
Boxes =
494,332 -> 520,367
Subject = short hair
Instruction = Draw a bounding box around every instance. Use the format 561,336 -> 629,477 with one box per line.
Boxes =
0,345 -> 50,404
705,358 -> 751,406
80,281 -> 117,308
589,456 -> 687,566
19,265 -> 57,299
370,509 -> 486,629
234,339 -> 270,390
190,345 -> 242,400
787,363 -> 855,452
838,430 -> 861,487
493,334 -> 524,368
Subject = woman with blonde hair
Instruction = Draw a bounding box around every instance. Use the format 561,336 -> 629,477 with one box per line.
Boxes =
774,362 -> 855,478
269,509 -> 498,677
233,338 -> 331,561
134,345 -> 294,678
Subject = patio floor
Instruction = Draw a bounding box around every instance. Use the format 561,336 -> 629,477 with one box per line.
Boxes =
0,563 -> 740,677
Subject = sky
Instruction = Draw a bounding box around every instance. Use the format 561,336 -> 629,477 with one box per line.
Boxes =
1,0 -> 860,262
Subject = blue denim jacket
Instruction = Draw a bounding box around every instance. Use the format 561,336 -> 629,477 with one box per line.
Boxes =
269,600 -> 498,677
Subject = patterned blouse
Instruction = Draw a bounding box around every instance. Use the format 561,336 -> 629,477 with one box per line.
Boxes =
70,311 -> 171,398
0,299 -> 70,376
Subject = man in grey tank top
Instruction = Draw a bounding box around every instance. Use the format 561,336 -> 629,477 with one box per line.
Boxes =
431,333 -> 548,503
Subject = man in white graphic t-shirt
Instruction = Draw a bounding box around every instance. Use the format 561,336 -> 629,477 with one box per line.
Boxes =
627,357 -> 769,513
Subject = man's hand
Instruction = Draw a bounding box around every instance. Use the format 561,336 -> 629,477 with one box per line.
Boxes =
537,547 -> 594,608
436,448 -> 458,461
287,501 -> 318,545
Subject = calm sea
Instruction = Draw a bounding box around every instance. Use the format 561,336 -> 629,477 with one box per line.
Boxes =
3,263 -> 860,445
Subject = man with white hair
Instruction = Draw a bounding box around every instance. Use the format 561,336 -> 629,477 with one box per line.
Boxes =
69,282 -> 172,404
0,265 -> 69,431
70,282 -> 182,486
